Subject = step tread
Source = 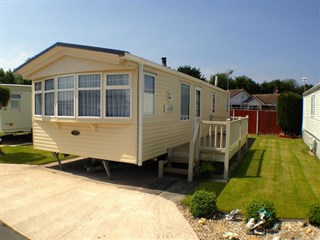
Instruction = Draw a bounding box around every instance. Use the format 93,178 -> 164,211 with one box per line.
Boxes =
167,157 -> 189,164
164,167 -> 189,175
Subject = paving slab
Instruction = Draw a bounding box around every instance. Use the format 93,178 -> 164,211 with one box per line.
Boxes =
0,164 -> 198,240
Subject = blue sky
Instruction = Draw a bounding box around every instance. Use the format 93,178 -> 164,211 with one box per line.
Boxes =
1,0 -> 319,85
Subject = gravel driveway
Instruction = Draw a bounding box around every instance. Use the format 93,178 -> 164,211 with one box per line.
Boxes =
0,164 -> 198,240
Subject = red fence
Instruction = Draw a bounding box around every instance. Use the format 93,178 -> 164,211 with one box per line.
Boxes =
230,109 -> 281,135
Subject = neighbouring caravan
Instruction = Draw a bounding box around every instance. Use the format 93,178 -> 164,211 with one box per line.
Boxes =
302,83 -> 320,159
0,84 -> 32,134
16,43 -> 248,181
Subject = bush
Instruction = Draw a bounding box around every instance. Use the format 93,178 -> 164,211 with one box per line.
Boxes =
190,190 -> 217,218
277,91 -> 302,136
199,160 -> 215,178
309,200 -> 320,226
245,198 -> 277,227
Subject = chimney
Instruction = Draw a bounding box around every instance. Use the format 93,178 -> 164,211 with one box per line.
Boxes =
161,57 -> 167,67
214,75 -> 218,86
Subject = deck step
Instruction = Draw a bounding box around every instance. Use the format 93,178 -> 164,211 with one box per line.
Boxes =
167,157 -> 189,164
164,167 -> 188,175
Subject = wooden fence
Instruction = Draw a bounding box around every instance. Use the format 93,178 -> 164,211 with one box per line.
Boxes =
230,109 -> 281,135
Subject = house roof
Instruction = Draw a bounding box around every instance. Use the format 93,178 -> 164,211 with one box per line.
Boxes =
250,94 -> 280,105
14,42 -> 229,95
303,83 -> 320,96
229,89 -> 251,98
14,42 -> 129,72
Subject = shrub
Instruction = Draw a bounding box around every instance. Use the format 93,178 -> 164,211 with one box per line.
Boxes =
190,189 -> 217,218
277,91 -> 302,136
0,87 -> 10,110
245,198 -> 277,227
199,160 -> 215,178
309,200 -> 320,226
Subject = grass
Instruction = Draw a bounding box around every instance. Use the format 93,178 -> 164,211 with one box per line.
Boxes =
0,145 -> 74,165
182,135 -> 320,219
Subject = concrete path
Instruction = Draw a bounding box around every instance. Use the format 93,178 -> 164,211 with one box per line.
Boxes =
0,164 -> 198,240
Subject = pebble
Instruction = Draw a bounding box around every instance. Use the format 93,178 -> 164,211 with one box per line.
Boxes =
177,204 -> 320,240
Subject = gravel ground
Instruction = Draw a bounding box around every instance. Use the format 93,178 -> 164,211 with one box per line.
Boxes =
178,205 -> 320,240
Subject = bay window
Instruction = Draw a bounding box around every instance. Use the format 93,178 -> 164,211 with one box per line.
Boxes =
78,74 -> 101,117
34,82 -> 42,115
58,76 -> 74,117
106,74 -> 131,118
44,78 -> 54,116
180,83 -> 190,120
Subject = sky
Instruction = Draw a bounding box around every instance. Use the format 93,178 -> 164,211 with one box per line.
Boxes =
0,0 -> 319,86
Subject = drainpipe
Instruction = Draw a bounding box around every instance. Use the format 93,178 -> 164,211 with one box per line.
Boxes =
138,62 -> 144,166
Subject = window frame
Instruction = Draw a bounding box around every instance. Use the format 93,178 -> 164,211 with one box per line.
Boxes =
10,93 -> 22,112
77,73 -> 102,118
144,73 -> 156,115
44,78 -> 55,117
34,81 -> 43,116
311,95 -> 315,117
195,87 -> 201,119
180,82 -> 190,121
57,74 -> 75,118
104,72 -> 132,119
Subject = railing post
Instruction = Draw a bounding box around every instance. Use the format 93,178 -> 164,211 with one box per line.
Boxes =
238,117 -> 242,161
224,118 -> 231,179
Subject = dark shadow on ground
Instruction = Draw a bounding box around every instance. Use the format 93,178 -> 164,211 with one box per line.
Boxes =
47,159 -> 200,201
0,134 -> 32,145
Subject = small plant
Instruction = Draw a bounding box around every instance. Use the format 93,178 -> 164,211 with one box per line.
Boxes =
309,200 -> 320,226
199,160 -> 215,178
245,198 -> 277,227
190,189 -> 217,218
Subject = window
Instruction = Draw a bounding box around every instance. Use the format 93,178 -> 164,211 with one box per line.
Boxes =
10,94 -> 21,112
44,79 -> 55,116
311,95 -> 315,116
105,74 -> 131,117
180,83 -> 190,120
57,76 -> 74,117
34,82 -> 42,115
78,74 -> 101,117
144,74 -> 155,115
195,89 -> 201,118
212,94 -> 215,113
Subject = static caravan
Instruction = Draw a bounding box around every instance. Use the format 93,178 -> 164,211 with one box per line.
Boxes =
302,83 -> 320,159
16,42 -> 248,181
0,84 -> 32,134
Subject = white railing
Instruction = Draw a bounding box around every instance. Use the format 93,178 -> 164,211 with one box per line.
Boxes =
200,116 -> 249,179
188,120 -> 200,182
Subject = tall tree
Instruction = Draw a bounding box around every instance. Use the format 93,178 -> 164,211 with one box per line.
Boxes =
177,65 -> 206,81
209,70 -> 235,90
234,75 -> 260,94
0,87 -> 10,110
0,68 -> 30,85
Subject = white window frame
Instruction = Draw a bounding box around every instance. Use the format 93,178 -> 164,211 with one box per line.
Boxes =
180,82 -> 190,121
34,81 -> 43,116
195,87 -> 201,119
105,72 -> 132,119
57,74 -> 75,118
77,73 -> 102,118
212,94 -> 216,113
311,95 -> 315,117
10,93 -> 22,112
44,78 -> 55,117
144,73 -> 156,115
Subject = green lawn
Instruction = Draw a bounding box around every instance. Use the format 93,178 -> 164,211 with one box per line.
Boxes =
0,145 -> 73,165
182,135 -> 320,219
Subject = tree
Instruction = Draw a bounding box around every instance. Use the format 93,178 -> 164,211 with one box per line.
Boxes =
0,87 -> 10,110
234,75 -> 260,94
177,65 -> 206,81
0,68 -> 30,85
277,91 -> 302,136
209,70 -> 235,90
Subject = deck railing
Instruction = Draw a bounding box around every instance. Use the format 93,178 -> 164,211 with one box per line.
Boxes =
200,116 -> 249,179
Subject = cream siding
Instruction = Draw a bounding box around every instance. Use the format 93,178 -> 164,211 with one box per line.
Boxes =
303,84 -> 320,159
0,85 -> 32,133
142,67 -> 228,161
29,56 -> 138,164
